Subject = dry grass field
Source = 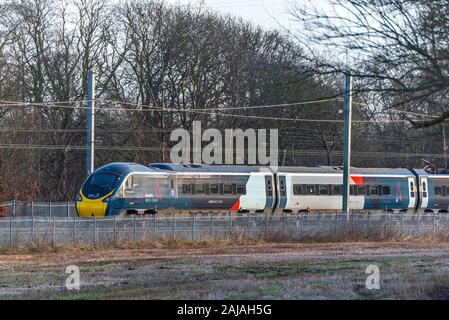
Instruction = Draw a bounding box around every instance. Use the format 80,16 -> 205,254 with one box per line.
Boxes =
1,235 -> 449,299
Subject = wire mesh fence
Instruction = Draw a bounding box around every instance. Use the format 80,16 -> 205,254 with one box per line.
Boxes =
0,211 -> 448,247
0,200 -> 75,218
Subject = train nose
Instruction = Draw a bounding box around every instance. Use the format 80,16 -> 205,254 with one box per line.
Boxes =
76,192 -> 108,217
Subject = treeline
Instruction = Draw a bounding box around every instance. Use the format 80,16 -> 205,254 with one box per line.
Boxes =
0,0 -> 445,201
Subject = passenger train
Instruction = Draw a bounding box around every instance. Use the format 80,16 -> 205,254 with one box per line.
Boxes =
75,162 -> 449,217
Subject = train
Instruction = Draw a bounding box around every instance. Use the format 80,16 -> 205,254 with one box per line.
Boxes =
75,162 -> 449,217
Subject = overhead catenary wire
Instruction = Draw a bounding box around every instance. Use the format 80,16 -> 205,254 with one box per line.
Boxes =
0,143 -> 446,159
0,97 -> 442,123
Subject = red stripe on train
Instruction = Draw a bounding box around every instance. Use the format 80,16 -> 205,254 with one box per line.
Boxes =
230,198 -> 240,211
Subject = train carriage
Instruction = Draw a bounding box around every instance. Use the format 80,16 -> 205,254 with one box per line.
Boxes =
412,169 -> 449,213
276,166 -> 416,213
149,163 -> 275,213
76,162 -> 275,217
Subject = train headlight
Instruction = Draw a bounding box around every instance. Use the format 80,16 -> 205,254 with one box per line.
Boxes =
75,194 -> 82,202
103,196 -> 112,203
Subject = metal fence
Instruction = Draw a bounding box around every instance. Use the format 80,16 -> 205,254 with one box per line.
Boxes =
0,201 -> 76,218
0,212 -> 449,247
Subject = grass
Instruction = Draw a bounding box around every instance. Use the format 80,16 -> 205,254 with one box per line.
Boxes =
2,239 -> 449,299
2,230 -> 449,256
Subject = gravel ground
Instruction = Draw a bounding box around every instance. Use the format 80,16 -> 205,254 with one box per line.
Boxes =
1,242 -> 449,299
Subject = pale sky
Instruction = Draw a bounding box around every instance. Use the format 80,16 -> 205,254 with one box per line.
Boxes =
165,0 -> 327,31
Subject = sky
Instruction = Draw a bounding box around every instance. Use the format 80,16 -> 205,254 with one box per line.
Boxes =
165,0 -> 328,31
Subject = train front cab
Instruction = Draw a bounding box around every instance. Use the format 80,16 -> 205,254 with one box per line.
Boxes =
76,171 -> 121,217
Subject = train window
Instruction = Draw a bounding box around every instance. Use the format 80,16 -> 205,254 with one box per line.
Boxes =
370,185 -> 379,196
182,184 -> 191,194
435,186 -> 443,196
279,179 -> 285,191
306,185 -> 316,195
209,184 -> 219,194
333,185 -> 341,195
382,185 -> 391,196
319,185 -> 328,195
358,186 -> 366,195
195,184 -> 205,194
293,184 -> 302,195
125,175 -> 134,192
266,179 -> 272,192
349,185 -> 355,195
423,181 -> 427,197
237,185 -> 246,195
223,184 -> 232,195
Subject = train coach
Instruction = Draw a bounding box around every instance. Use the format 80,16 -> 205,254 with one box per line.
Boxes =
76,162 -> 275,217
75,162 -> 449,217
275,167 -> 417,213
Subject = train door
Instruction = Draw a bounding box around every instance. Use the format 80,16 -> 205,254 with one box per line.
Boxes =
168,174 -> 177,209
408,177 -> 416,210
274,175 -> 287,213
420,177 -> 429,210
264,175 -> 275,213
169,174 -> 177,198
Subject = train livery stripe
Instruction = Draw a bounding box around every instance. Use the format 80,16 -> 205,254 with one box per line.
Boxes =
351,176 -> 364,185
230,199 -> 240,211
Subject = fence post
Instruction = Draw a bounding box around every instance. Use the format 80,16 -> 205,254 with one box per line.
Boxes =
31,215 -> 34,242
49,201 -> 52,218
334,212 -> 338,234
416,212 -> 419,233
229,211 -> 232,234
113,216 -> 117,242
73,216 -> 76,242
133,215 -> 137,241
192,214 -> 196,241
301,212 -> 304,236
248,212 -> 251,234
264,211 -> 268,234
433,212 -> 436,235
31,201 -> 34,216
209,212 -> 213,238
368,212 -> 372,235
400,212 -> 403,234
93,216 -> 97,245
67,201 -> 70,218
384,212 -> 388,235
52,216 -> 56,246
153,214 -> 156,238
317,212 -> 321,232
282,214 -> 286,234
172,213 -> 176,239
12,200 -> 16,217
9,215 -> 12,246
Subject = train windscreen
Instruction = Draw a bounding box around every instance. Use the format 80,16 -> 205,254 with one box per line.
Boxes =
82,173 -> 118,199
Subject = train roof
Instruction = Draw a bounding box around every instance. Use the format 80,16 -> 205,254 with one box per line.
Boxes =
276,166 -> 414,176
149,163 -> 273,173
94,162 -> 159,176
95,162 -> 428,177
149,163 -> 415,176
